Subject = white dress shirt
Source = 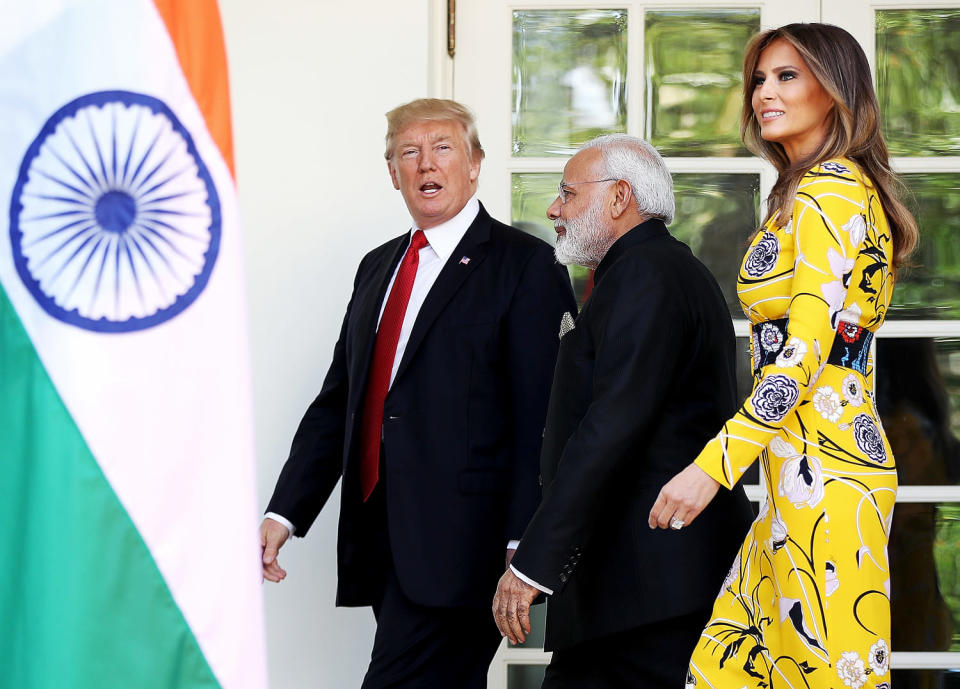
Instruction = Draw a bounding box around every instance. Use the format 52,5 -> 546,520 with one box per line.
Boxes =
266,197 -> 481,538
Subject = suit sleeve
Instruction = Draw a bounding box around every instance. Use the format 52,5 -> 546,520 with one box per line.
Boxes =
510,258 -> 683,593
265,257 -> 368,536
694,165 -> 868,488
504,245 -> 577,541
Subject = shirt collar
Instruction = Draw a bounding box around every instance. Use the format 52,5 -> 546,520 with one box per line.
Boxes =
412,195 -> 480,263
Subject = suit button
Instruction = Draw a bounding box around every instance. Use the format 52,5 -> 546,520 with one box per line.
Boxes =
559,573 -> 568,583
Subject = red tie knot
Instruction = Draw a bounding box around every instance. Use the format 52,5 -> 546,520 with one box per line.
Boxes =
410,229 -> 428,252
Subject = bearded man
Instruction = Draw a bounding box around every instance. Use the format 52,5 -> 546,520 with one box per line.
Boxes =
492,134 -> 754,689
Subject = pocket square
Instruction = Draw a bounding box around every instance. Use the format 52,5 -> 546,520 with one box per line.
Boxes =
559,311 -> 576,339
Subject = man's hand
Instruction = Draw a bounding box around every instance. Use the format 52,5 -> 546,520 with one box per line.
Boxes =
260,517 -> 290,582
648,462 -> 720,530
505,547 -> 517,570
492,568 -> 538,645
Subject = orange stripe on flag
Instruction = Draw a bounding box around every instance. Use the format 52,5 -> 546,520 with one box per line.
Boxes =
153,0 -> 236,179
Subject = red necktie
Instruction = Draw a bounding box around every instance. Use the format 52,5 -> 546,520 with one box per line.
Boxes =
359,230 -> 429,501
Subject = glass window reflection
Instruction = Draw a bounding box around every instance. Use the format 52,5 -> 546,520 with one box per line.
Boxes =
671,173 -> 760,317
877,338 -> 960,486
512,172 -> 592,303
889,501 -> 960,653
507,664 -> 547,689
890,174 -> 960,319
513,10 -> 628,157
877,10 -> 960,156
645,10 -> 759,157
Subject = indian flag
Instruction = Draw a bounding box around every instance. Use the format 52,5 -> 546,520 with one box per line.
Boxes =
0,1 -> 267,688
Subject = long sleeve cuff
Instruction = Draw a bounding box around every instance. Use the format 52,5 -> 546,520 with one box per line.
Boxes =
264,512 -> 296,537
510,565 -> 553,595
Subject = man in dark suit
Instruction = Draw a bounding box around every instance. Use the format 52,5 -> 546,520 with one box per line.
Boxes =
260,99 -> 576,688
493,134 -> 754,689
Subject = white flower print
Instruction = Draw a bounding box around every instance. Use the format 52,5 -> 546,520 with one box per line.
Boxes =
770,436 -> 800,459
779,454 -> 825,508
836,651 -> 868,689
822,248 -> 855,327
769,509 -> 788,552
719,552 -> 741,598
759,322 -> 784,352
775,337 -> 807,368
843,214 -> 867,248
757,497 -> 770,520
825,561 -> 840,596
813,385 -> 843,423
841,373 -> 865,407
869,639 -> 890,676
810,338 -> 826,386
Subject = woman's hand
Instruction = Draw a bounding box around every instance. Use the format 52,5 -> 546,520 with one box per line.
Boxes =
648,462 -> 721,530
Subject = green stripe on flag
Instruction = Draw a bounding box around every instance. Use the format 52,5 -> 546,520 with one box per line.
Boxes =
0,285 -> 220,689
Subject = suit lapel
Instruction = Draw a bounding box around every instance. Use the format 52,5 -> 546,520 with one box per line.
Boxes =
391,207 -> 493,385
349,235 -> 409,387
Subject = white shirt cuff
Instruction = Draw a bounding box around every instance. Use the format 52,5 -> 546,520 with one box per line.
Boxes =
510,564 -> 553,595
264,512 -> 295,537
507,539 -> 520,550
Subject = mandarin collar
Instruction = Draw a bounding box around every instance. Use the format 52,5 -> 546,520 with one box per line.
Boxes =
594,218 -> 669,285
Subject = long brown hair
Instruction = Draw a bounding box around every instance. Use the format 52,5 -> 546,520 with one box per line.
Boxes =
741,23 -> 917,269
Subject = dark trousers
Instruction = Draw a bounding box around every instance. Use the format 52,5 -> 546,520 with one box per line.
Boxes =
358,477 -> 503,689
541,608 -> 710,689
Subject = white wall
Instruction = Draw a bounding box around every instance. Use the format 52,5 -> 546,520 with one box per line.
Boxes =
220,2 -> 432,687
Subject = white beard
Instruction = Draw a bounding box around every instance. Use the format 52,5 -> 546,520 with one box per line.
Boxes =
553,195 -> 612,269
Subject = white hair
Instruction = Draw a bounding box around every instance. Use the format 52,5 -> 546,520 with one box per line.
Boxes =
580,134 -> 675,224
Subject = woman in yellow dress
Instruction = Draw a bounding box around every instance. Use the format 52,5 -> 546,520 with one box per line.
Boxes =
648,23 -> 919,689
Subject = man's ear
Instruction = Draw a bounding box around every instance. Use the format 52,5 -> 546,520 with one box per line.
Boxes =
469,152 -> 482,183
610,179 -> 633,219
387,160 -> 400,190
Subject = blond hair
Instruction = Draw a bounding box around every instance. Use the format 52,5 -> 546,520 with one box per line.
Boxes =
384,98 -> 484,161
741,23 -> 917,269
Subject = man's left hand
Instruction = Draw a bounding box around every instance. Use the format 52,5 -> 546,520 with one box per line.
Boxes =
492,568 -> 538,645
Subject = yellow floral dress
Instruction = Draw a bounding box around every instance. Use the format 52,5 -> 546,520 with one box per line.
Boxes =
688,159 -> 896,689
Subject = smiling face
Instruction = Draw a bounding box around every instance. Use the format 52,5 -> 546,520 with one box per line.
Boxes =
751,38 -> 835,163
387,119 -> 481,229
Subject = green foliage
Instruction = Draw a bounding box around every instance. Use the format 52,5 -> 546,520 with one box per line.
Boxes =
513,10 -> 628,157
646,10 -> 759,156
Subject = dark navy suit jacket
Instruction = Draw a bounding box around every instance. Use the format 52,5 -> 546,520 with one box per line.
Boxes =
267,203 -> 577,609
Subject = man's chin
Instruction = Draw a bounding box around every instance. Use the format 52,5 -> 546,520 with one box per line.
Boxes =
554,244 -> 598,269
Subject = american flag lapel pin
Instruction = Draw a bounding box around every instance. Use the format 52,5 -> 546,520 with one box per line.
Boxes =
459,256 -> 471,265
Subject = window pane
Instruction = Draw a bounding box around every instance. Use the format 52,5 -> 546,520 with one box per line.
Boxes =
507,663 -> 547,688
515,601 -> 546,649
889,503 -> 960,652
890,669 -> 960,688
878,338 -> 960,486
877,10 -> 960,156
513,10 -> 628,157
645,10 -> 759,157
671,173 -> 760,317
511,172 -> 592,303
890,174 -> 960,319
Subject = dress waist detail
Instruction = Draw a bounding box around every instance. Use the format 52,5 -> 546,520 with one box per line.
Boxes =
751,318 -> 873,376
